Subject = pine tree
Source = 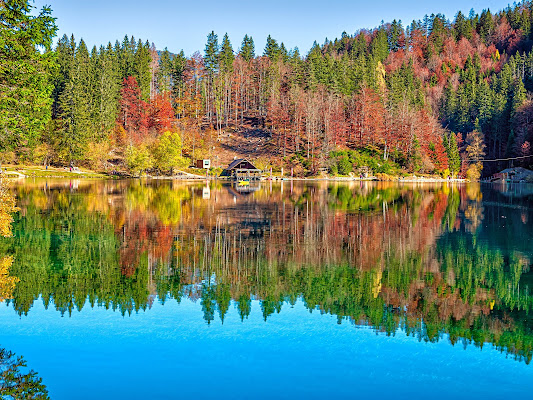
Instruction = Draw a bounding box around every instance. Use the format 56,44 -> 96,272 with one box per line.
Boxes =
88,45 -> 100,136
264,35 -> 280,60
511,77 -> 526,116
370,28 -> 389,61
446,132 -> 461,176
52,34 -> 75,118
97,43 -> 121,133
0,0 -> 57,152
388,19 -> 404,51
59,39 -> 92,162
134,39 -> 152,100
454,11 -> 470,40
219,33 -> 234,73
477,9 -> 494,44
239,34 -> 255,62
171,50 -> 186,100
118,35 -> 135,79
204,31 -> 219,73
279,42 -> 289,62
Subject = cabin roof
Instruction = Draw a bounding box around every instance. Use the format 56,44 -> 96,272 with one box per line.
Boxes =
225,158 -> 259,171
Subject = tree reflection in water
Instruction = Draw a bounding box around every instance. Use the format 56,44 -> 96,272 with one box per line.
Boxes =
0,348 -> 49,399
0,177 -> 48,399
1,180 -> 532,363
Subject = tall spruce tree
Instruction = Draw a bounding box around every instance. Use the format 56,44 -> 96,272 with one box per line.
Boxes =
59,39 -> 92,162
0,0 -> 57,154
204,31 -> 219,74
264,35 -> 280,60
240,34 -> 255,61
96,43 -> 121,133
219,33 -> 234,73
446,132 -> 461,176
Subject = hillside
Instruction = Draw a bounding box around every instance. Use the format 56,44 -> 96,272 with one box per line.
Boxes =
2,1 -> 533,177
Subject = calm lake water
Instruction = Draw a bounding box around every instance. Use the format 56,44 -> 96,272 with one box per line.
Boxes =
1,179 -> 533,399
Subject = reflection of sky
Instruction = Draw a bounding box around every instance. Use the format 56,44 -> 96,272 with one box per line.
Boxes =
1,299 -> 532,399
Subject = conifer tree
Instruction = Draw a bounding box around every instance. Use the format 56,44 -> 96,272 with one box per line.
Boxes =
264,35 -> 280,60
219,33 -> 234,73
204,31 -> 219,73
477,9 -> 494,43
446,132 -> 461,176
0,0 -> 57,152
134,40 -> 152,100
59,39 -> 92,162
157,48 -> 173,93
239,34 -> 255,61
97,43 -> 121,133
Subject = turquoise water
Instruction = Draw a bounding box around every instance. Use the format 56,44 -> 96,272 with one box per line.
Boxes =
1,180 -> 532,398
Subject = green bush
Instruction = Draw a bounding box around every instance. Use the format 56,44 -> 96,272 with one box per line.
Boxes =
337,156 -> 352,175
125,145 -> 152,176
151,131 -> 187,174
329,148 -> 400,176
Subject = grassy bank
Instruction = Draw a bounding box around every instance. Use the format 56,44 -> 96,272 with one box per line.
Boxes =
1,165 -> 109,179
0,164 -> 466,182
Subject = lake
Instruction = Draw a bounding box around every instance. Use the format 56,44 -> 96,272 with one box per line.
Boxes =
1,179 -> 533,399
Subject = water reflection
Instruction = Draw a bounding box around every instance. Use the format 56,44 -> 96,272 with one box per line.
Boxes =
1,180 -> 532,363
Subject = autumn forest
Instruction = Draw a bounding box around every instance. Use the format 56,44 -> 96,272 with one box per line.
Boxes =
2,1 -> 533,178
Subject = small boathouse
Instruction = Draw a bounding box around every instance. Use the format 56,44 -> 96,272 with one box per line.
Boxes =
220,159 -> 261,181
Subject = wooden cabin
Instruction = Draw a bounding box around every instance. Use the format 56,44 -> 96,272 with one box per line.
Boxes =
196,159 -> 211,169
221,159 -> 262,181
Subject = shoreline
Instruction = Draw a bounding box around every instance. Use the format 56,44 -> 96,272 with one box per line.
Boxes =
0,164 -> 506,183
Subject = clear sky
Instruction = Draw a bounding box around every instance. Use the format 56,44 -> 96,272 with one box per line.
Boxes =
33,0 -> 513,56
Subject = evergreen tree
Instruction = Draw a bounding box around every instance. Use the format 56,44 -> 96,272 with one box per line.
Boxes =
477,9 -> 494,43
388,19 -> 404,51
511,77 -> 526,116
239,34 -> 255,61
370,28 -> 389,61
52,34 -> 75,118
454,11 -> 471,40
59,39 -> 92,162
97,43 -> 121,133
446,132 -> 461,176
219,33 -> 234,73
0,348 -> 50,399
170,50 -> 186,100
279,42 -> 289,62
264,35 -> 280,60
157,48 -> 173,93
0,0 -> 57,152
204,31 -> 219,73
134,39 -> 151,100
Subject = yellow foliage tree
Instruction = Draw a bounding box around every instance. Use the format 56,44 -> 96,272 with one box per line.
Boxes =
0,256 -> 19,302
0,176 -> 19,237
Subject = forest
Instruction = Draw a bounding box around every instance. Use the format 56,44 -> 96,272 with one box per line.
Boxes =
2,1 -> 533,177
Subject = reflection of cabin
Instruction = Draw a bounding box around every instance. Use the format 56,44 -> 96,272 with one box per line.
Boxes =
228,183 -> 261,195
220,159 -> 261,181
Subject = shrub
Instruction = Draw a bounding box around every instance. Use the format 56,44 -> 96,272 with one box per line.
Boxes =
151,131 -> 187,175
125,145 -> 152,176
86,141 -> 111,171
337,156 -> 352,175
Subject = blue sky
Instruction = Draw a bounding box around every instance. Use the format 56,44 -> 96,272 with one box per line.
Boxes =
33,0 -> 514,56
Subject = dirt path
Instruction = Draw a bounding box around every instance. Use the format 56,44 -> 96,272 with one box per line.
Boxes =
1,171 -> 26,178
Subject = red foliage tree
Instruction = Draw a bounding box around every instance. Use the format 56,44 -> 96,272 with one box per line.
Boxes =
149,93 -> 175,134
119,76 -> 149,144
